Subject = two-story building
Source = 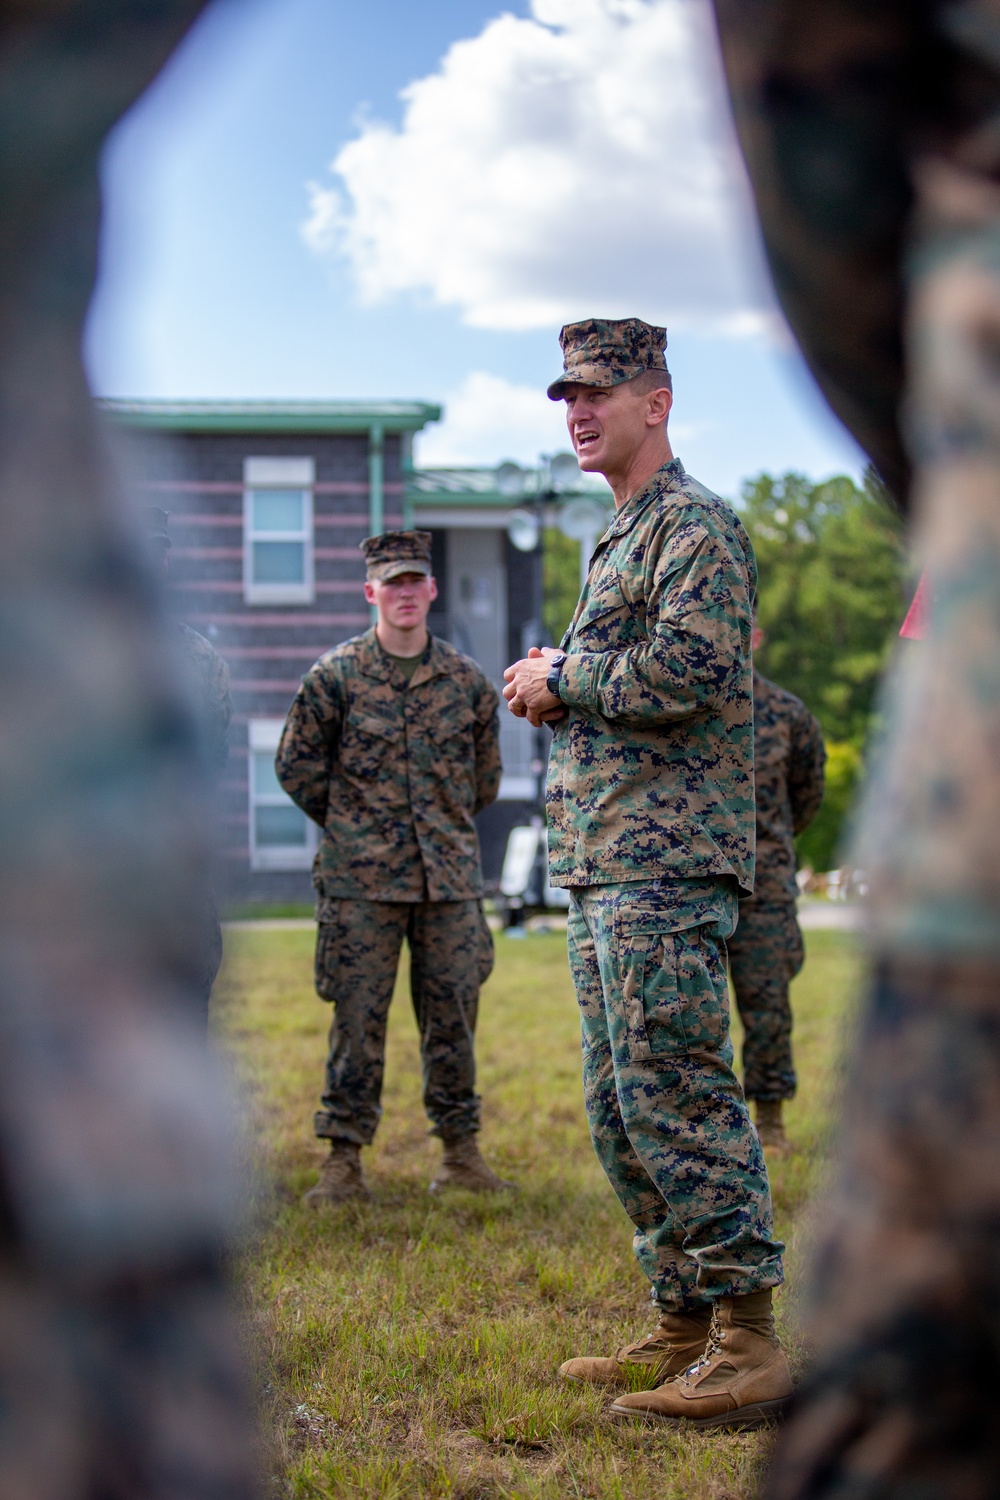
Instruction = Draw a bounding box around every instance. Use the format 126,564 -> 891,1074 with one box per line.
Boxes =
102,400 -> 551,907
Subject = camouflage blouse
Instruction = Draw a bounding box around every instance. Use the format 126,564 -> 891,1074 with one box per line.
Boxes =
276,628 -> 501,902
547,458 -> 757,894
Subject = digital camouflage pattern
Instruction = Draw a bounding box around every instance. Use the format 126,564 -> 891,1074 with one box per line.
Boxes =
276,628 -> 501,901
547,317 -> 670,399
361,528 -> 432,581
750,673 -> 825,903
568,877 -> 783,1311
729,898 -> 803,1102
0,0 -> 257,1492
711,0 -> 1000,1494
313,896 -> 494,1143
729,673 -> 824,1101
546,458 -> 757,895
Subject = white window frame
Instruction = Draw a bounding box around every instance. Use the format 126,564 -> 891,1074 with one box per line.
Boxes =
243,456 -> 315,605
248,718 -> 318,872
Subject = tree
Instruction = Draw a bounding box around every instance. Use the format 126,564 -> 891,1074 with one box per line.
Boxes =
543,527 -> 582,645
741,469 -> 906,744
741,468 -> 907,871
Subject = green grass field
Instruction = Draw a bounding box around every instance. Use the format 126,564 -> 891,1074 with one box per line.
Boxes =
215,925 -> 862,1500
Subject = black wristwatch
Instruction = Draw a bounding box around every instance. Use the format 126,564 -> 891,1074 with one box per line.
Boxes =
546,651 -> 567,699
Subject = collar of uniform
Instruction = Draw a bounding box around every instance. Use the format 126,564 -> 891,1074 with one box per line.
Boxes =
356,625 -> 443,686
602,457 -> 686,542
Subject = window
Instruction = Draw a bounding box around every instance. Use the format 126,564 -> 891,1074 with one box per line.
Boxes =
248,718 -> 317,871
243,456 -> 314,604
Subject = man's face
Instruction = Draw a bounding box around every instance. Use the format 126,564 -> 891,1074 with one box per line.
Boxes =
563,379 -> 671,475
364,570 -> 437,631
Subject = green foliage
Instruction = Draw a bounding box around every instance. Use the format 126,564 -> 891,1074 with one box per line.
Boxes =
542,527 -> 581,645
795,740 -> 863,874
741,468 -> 905,871
740,469 -> 905,744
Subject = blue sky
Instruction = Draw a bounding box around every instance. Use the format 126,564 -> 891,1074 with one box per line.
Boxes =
85,0 -> 867,500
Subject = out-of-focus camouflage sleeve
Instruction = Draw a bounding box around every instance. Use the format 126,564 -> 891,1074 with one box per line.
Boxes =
472,676 -> 501,814
201,640 -> 231,778
176,623 -> 232,780
275,663 -> 345,827
788,703 -> 826,835
558,520 -> 750,726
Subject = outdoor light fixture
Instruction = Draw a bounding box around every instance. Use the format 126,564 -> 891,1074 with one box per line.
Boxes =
558,496 -> 612,589
495,461 -> 528,498
507,507 -> 541,553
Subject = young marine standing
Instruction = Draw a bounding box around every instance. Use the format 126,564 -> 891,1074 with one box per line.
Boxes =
729,622 -> 825,1152
277,530 -> 511,1202
504,319 -> 790,1427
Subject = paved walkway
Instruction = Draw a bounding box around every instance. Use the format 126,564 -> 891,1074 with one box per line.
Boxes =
797,902 -> 863,931
225,902 -> 865,934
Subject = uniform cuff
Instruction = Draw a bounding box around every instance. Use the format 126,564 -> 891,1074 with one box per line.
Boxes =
556,653 -> 598,711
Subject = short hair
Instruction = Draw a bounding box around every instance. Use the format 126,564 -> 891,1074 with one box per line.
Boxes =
627,367 -> 673,397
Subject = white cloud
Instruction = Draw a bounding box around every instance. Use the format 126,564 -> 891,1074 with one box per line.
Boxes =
415,371 -> 572,466
303,0 -> 773,333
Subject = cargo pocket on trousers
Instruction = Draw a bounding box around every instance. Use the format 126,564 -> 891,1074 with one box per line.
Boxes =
616,914 -> 727,1062
618,926 -> 684,1061
314,914 -> 340,1003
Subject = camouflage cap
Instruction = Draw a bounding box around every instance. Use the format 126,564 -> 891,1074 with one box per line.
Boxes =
361,529 -> 433,582
547,317 -> 669,400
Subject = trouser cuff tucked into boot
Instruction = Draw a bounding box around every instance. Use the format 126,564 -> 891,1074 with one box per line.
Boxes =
302,1140 -> 371,1207
610,1289 -> 792,1427
559,1305 -> 713,1388
754,1099 -> 791,1154
429,1133 -> 515,1193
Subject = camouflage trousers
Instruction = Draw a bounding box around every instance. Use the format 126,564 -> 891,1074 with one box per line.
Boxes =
728,896 -> 804,1101
567,878 -> 784,1311
313,897 -> 494,1145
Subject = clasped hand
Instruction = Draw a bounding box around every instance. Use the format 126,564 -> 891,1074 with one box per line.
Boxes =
502,646 -> 567,728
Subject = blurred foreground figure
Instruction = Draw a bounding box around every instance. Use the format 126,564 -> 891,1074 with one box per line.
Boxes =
713,0 -> 1000,1492
0,2 -> 256,1495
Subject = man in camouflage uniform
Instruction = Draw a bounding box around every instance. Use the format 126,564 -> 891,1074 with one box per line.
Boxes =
729,620 -> 825,1152
150,505 -> 232,1020
504,319 -> 790,1429
277,530 -> 510,1203
710,0 -> 1000,1490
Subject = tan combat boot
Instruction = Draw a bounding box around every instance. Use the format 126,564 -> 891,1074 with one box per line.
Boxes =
429,1134 -> 515,1193
559,1306 -> 713,1388
302,1141 -> 371,1207
755,1099 -> 791,1155
610,1289 -> 792,1428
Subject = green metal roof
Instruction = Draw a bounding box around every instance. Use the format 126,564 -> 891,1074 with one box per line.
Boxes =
98,398 -> 441,434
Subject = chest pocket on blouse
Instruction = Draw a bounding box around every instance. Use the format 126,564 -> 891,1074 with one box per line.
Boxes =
427,700 -> 476,768
570,571 -> 643,652
339,710 -> 400,779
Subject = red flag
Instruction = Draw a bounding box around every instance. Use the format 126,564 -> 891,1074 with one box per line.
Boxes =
900,571 -> 929,640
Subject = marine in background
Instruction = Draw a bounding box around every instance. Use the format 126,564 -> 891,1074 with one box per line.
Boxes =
728,620 -> 825,1152
276,529 -> 510,1202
